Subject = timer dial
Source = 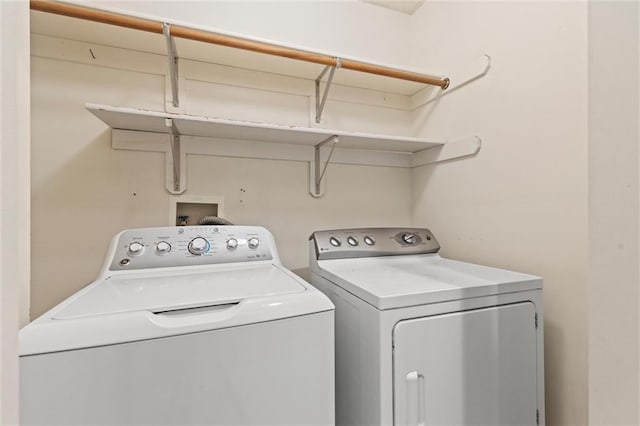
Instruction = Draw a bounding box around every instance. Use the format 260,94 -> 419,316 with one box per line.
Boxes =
402,233 -> 417,245
188,237 -> 210,255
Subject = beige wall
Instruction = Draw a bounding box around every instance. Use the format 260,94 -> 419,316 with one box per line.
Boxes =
1,0 -> 30,423
88,0 -> 412,65
409,2 -> 588,425
29,2 -> 414,319
588,2 -> 639,424
26,2 -> 640,425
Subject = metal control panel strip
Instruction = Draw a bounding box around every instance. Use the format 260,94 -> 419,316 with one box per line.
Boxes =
109,226 -> 273,271
310,228 -> 440,260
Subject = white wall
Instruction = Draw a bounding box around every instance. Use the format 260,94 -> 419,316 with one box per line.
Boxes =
408,2 -> 588,425
1,0 -> 30,423
588,2 -> 639,424
29,1 -> 415,319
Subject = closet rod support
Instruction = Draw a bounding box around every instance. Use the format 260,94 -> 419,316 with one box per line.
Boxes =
313,135 -> 339,197
163,23 -> 180,108
315,59 -> 341,123
165,118 -> 181,192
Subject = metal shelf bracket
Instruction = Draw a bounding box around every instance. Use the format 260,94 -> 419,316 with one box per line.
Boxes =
310,135 -> 339,198
315,58 -> 342,123
165,118 -> 184,194
411,55 -> 491,110
163,23 -> 180,108
410,136 -> 482,167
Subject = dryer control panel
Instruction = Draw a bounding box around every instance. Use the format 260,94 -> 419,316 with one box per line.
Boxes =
310,228 -> 440,260
108,226 -> 274,271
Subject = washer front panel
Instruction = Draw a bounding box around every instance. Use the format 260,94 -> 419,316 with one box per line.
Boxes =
109,226 -> 273,271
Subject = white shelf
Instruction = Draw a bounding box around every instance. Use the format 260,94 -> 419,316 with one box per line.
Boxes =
87,103 -> 480,197
31,3 -> 486,198
86,103 -> 442,153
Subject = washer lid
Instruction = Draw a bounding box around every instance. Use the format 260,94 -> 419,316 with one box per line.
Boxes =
21,263 -> 334,355
55,264 -> 306,320
316,254 -> 541,310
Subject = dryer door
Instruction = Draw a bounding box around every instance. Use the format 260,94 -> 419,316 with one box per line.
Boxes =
393,302 -> 538,426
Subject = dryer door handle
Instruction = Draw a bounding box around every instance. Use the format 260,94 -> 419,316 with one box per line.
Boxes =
406,371 -> 426,426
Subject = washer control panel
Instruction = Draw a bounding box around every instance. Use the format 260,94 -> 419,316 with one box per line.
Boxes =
311,228 -> 440,260
109,226 -> 273,271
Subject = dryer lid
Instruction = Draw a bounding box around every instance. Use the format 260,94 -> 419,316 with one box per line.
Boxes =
54,264 -> 306,320
316,254 -> 541,310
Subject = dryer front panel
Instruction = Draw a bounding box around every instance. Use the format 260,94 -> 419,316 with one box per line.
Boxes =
393,302 -> 538,426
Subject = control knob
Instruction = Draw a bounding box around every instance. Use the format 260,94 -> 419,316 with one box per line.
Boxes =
364,236 -> 375,246
127,242 -> 144,256
226,238 -> 239,250
156,241 -> 171,255
188,237 -> 210,255
248,237 -> 260,249
402,233 -> 417,245
347,236 -> 359,247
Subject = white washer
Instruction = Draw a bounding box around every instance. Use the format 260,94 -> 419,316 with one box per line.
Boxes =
309,228 -> 544,426
21,226 -> 334,425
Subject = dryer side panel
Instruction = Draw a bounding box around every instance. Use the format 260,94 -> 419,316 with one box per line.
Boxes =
393,302 -> 538,426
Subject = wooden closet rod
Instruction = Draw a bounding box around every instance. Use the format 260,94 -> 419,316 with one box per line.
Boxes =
30,0 -> 450,89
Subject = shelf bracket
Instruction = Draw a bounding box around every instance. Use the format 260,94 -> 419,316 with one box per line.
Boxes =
163,23 -> 180,108
410,136 -> 482,167
310,135 -> 339,198
165,118 -> 184,194
411,55 -> 491,110
315,58 -> 341,123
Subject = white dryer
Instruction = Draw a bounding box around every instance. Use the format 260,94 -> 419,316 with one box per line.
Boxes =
21,225 -> 334,425
309,228 -> 544,426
